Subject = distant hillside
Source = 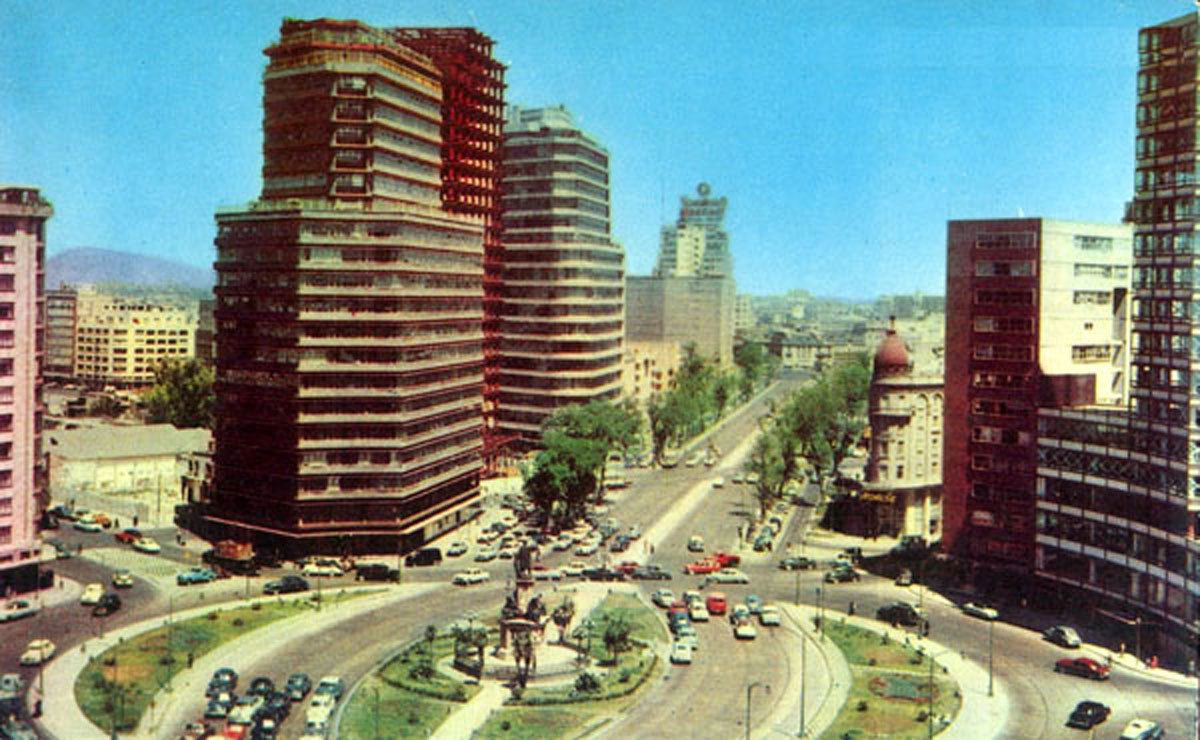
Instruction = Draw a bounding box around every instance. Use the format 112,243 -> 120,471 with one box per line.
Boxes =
46,248 -> 214,291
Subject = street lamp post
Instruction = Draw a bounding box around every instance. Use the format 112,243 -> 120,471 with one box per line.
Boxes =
794,568 -> 800,607
925,648 -> 952,740
987,618 -> 994,697
798,633 -> 806,737
745,681 -> 769,740
815,586 -> 824,637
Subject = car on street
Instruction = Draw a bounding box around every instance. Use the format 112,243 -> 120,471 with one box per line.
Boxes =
446,541 -> 469,557
674,630 -> 699,652
301,562 -> 344,577
92,592 -> 121,617
264,575 -> 309,595
111,569 -> 134,589
687,535 -> 704,552
824,567 -> 860,583
132,537 -> 161,554
684,558 -> 722,575
733,620 -> 758,640
177,567 -> 219,586
0,600 -> 38,623
19,639 -> 55,666
1055,657 -> 1110,680
575,542 -> 598,556
710,552 -> 741,567
80,582 -> 105,605
759,605 -> 782,626
533,568 -> 563,581
652,588 -> 675,608
961,602 -> 999,620
704,568 -> 749,584
285,673 -> 312,701
745,594 -> 763,615
582,567 -> 625,582
114,528 -> 142,544
248,676 -> 276,697
474,548 -> 497,562
728,604 -> 751,625
632,565 -> 672,581
778,556 -> 816,571
877,602 -> 924,626
204,700 -> 230,720
895,569 -> 913,586
688,602 -> 710,622
1066,700 -> 1111,729
705,592 -> 728,616
562,561 -> 587,577
1043,625 -> 1082,648
315,676 -> 345,702
452,568 -> 489,586
712,477 -> 725,488
1119,719 -> 1165,740
670,641 -> 694,664
73,518 -> 103,533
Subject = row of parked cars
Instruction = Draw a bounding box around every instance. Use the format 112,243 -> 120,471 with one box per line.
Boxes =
660,588 -> 782,665
186,667 -> 343,740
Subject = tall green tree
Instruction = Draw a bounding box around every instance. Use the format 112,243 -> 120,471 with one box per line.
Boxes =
600,612 -> 633,665
522,430 -> 603,526
143,358 -> 214,429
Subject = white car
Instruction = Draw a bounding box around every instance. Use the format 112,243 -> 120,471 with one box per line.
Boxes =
446,541 -> 469,557
0,599 -> 38,623
651,588 -> 675,608
562,561 -> 587,577
452,568 -> 489,586
733,621 -> 758,640
552,538 -> 573,552
132,537 -> 161,554
575,542 -> 598,556
73,518 -> 103,533
961,602 -> 999,621
670,641 -> 694,664
1119,719 -> 1165,740
19,639 -> 55,666
474,549 -> 497,562
689,602 -> 710,622
301,563 -> 344,577
759,605 -> 782,626
712,477 -> 725,488
533,568 -> 563,581
705,568 -> 750,585
112,569 -> 134,588
80,582 -> 105,606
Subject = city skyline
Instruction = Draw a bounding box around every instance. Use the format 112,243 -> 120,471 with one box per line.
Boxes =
1,0 -> 1191,298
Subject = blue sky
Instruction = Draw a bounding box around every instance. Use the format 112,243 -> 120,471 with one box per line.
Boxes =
0,1 -> 1187,298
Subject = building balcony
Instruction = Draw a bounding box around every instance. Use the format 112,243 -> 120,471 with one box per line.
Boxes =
296,309 -> 480,323
295,416 -> 480,451
296,399 -> 480,426
296,331 -> 484,349
296,355 -> 482,374
295,456 -> 481,502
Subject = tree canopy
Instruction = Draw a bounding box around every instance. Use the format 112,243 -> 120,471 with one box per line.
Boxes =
143,358 -> 214,429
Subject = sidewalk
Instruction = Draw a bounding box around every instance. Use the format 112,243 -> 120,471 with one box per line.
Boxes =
34,584 -> 439,740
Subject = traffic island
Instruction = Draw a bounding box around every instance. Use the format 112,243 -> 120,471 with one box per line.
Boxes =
820,620 -> 962,739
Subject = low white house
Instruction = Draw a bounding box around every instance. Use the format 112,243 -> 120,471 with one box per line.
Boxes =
47,423 -> 211,495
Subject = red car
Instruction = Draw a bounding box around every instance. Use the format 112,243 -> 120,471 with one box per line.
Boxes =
705,592 -> 728,615
711,552 -> 741,567
615,561 -> 640,575
667,600 -> 689,617
684,559 -> 722,575
1054,657 -> 1110,680
114,528 -> 142,544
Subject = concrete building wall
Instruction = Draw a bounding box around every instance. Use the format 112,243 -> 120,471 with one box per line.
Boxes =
73,290 -> 195,387
626,275 -> 734,367
621,340 -> 682,405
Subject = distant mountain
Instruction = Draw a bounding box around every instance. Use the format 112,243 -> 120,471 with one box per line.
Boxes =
46,248 -> 214,292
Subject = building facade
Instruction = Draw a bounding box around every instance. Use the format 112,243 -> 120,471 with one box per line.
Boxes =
861,323 -> 943,541
0,186 -> 51,592
621,340 -> 683,406
626,275 -> 735,367
655,182 -> 732,279
497,105 -> 624,448
73,290 -> 195,387
944,218 -> 1131,570
206,18 -> 500,556
44,287 -> 76,380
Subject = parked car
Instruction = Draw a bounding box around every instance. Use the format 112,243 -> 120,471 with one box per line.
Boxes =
446,541 -> 469,557
733,620 -> 758,640
452,569 -> 489,586
1067,700 -> 1111,729
0,600 -> 38,623
1055,657 -> 1110,680
961,602 -> 999,620
111,569 -> 134,589
778,556 -> 816,571
632,565 -> 672,581
728,604 -> 751,625
19,639 -> 55,666
689,602 -> 710,622
404,548 -> 442,567
354,564 -> 400,582
91,592 -> 121,617
177,567 -> 219,586
705,592 -> 728,616
759,605 -> 782,626
670,641 -> 694,664
533,567 -> 563,581
687,535 -> 705,552
745,594 -> 764,615
562,561 -> 587,577
652,588 -> 676,608
877,602 -> 923,626
301,562 -> 344,577
1119,719 -> 1165,740
80,582 -> 105,605
582,567 -> 625,581
704,568 -> 749,585
824,567 -> 860,583
314,676 -> 344,702
285,673 -> 312,701
73,518 -> 103,533
894,569 -> 914,586
1043,625 -> 1082,648
132,537 -> 161,554
264,575 -> 309,595
248,676 -> 276,697
684,559 -> 722,575
474,549 -> 497,562
114,528 -> 142,544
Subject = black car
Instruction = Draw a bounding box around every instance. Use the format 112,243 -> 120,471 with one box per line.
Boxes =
284,673 -> 311,701
211,667 -> 238,691
582,567 -> 625,582
262,691 -> 290,720
876,602 -> 923,626
263,575 -> 309,595
1066,700 -> 1111,729
778,556 -> 816,571
609,536 -> 631,553
823,567 -> 860,583
355,563 -> 401,582
631,566 -> 672,581
405,548 -> 443,567
247,676 -> 275,697
91,592 -> 121,617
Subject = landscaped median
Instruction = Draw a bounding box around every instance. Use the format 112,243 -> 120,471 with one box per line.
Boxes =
819,619 -> 962,739
74,591 -> 367,734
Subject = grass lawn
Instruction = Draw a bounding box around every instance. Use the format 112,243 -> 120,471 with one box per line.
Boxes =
339,675 -> 458,740
377,631 -> 485,702
821,621 -> 962,739
75,592 -> 363,733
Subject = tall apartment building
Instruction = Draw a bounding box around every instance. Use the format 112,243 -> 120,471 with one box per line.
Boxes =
0,186 -> 51,593
206,18 -> 501,556
72,290 -> 195,387
626,275 -> 735,367
943,219 -> 1131,571
656,182 -> 732,278
497,105 -> 624,448
44,286 -> 76,379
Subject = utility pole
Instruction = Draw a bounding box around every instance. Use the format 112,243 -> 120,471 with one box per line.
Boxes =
745,681 -> 769,740
988,618 -> 994,697
798,634 -> 806,737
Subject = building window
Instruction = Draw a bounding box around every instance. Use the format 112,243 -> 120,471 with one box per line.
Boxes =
1074,290 -> 1112,305
976,232 -> 1035,249
1072,345 -> 1114,362
1074,235 -> 1114,251
975,261 -> 1034,277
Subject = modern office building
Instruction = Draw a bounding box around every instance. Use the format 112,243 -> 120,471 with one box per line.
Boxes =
206,18 -> 501,556
72,290 -> 195,387
44,286 -> 76,380
626,274 -> 735,367
656,182 -> 732,279
0,186 -> 51,593
497,105 -> 624,448
944,218 -> 1131,571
